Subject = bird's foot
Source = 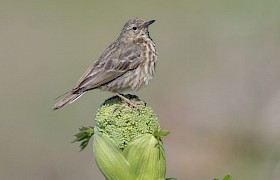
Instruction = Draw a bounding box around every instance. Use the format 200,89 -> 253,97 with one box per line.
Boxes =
115,93 -> 146,111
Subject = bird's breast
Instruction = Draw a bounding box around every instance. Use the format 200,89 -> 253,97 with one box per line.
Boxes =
138,38 -> 157,87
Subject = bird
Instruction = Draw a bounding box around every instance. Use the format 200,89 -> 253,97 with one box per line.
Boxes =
53,17 -> 157,110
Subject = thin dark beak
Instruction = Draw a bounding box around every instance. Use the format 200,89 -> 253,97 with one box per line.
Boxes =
143,20 -> 155,27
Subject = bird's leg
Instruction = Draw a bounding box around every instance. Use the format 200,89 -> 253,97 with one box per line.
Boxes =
115,93 -> 144,109
115,93 -> 137,108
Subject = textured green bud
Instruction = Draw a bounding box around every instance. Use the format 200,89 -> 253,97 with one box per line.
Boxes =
95,95 -> 161,149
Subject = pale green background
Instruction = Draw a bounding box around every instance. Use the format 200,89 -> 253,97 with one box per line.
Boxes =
1,0 -> 280,179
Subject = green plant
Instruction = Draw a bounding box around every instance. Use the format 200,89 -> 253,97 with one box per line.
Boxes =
73,95 -> 170,180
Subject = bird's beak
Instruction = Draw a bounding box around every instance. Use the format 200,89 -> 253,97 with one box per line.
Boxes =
143,20 -> 155,28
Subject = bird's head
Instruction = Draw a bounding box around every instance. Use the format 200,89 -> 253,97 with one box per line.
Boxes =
119,17 -> 155,42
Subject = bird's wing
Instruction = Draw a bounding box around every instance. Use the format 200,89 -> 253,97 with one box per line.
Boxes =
74,43 -> 118,87
72,43 -> 141,93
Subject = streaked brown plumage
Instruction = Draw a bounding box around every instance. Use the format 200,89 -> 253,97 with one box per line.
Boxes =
53,17 -> 157,110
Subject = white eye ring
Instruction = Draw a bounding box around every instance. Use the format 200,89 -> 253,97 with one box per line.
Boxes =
132,26 -> 137,30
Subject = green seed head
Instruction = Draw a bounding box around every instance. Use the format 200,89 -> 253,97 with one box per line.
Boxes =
95,95 -> 161,149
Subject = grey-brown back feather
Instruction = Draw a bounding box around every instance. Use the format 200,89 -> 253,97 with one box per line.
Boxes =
72,42 -> 142,93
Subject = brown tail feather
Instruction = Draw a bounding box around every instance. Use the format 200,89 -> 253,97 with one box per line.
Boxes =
53,93 -> 84,110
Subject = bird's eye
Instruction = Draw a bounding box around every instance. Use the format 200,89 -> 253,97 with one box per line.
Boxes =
132,26 -> 137,30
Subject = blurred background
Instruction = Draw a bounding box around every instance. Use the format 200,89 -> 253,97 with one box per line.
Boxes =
1,0 -> 280,179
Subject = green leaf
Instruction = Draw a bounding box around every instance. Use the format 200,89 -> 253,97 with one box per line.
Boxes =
155,129 -> 170,138
72,126 -> 94,151
223,175 -> 232,180
93,133 -> 137,179
214,175 -> 232,180
123,134 -> 166,180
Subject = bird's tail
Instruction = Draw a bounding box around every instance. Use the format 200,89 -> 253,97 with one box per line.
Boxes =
53,92 -> 84,110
